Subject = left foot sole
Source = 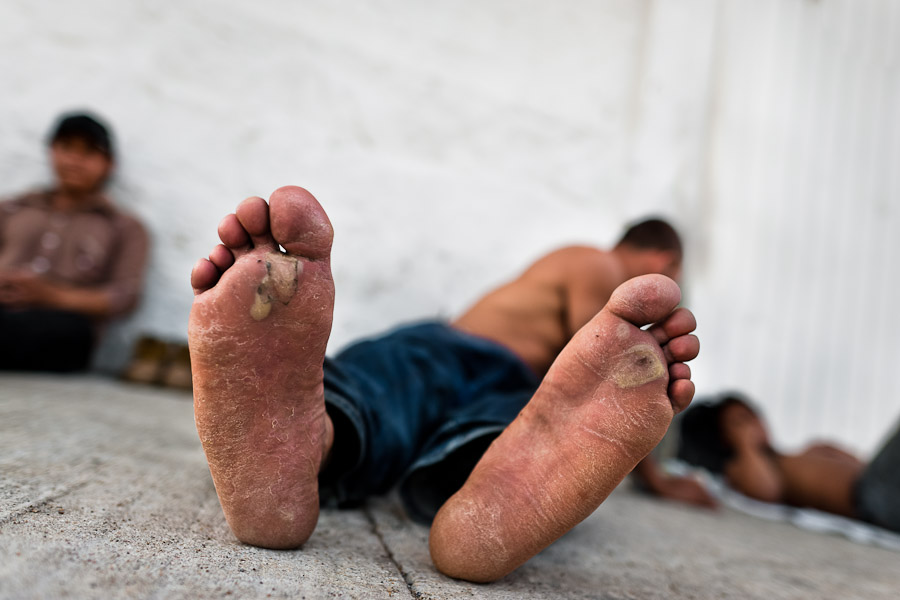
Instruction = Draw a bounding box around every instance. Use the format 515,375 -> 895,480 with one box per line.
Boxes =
189,186 -> 335,548
429,275 -> 699,581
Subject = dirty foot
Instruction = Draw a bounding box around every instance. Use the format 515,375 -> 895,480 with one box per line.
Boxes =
189,186 -> 335,549
429,274 -> 699,582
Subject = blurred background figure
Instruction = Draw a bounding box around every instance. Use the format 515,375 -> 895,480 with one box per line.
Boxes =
678,394 -> 900,533
0,112 -> 148,372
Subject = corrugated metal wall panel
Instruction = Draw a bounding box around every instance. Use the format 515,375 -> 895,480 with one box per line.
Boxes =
689,0 -> 900,455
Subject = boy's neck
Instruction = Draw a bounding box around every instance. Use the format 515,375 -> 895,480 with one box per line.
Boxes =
51,187 -> 102,211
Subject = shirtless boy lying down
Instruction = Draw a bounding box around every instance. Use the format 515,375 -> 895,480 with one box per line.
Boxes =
188,186 -> 700,582
679,394 -> 900,532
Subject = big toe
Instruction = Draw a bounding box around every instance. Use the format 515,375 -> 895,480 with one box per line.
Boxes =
269,186 -> 333,259
606,274 -> 682,326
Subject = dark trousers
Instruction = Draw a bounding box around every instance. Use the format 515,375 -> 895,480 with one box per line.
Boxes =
0,307 -> 95,372
856,423 -> 900,532
318,321 -> 539,523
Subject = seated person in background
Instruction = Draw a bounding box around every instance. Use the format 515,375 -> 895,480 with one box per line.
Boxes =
678,394 -> 900,533
0,112 -> 149,372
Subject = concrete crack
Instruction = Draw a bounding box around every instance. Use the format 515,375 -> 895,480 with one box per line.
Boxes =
0,480 -> 91,525
364,507 -> 421,600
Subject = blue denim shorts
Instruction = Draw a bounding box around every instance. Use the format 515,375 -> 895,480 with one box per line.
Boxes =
318,321 -> 539,523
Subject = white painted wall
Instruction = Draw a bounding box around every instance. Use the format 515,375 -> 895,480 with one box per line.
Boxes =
0,0 -> 651,350
688,0 -> 900,455
2,0 -> 898,455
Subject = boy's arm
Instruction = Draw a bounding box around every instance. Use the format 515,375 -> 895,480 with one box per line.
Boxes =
0,272 -> 113,316
96,215 -> 150,316
0,196 -> 26,250
0,215 -> 149,318
632,457 -> 718,508
723,432 -> 784,503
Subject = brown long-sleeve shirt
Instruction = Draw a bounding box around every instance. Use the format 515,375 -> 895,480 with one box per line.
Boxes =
0,189 -> 149,318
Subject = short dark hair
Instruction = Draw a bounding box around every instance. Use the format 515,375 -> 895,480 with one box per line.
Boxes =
48,112 -> 115,159
616,218 -> 682,259
676,393 -> 758,474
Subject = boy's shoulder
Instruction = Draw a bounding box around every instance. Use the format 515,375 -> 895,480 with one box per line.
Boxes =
3,188 -> 49,204
1,189 -> 52,215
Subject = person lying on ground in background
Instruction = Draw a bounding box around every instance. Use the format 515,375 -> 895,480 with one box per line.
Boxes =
0,112 -> 149,372
188,186 -> 700,582
678,393 -> 900,532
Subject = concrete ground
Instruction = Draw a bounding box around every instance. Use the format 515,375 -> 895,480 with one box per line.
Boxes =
1,375 -> 898,600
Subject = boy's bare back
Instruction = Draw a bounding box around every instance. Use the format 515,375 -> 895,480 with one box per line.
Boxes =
452,246 -> 627,375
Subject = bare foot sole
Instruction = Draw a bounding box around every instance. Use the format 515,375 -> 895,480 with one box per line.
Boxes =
429,274 -> 699,582
189,186 -> 335,549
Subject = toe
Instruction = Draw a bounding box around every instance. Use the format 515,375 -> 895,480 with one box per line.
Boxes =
668,378 -> 695,414
218,214 -> 251,250
236,196 -> 276,249
648,308 -> 697,345
669,362 -> 691,381
269,186 -> 333,259
662,334 -> 700,363
208,244 -> 235,271
663,334 -> 700,363
191,258 -> 219,294
606,274 -> 681,326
